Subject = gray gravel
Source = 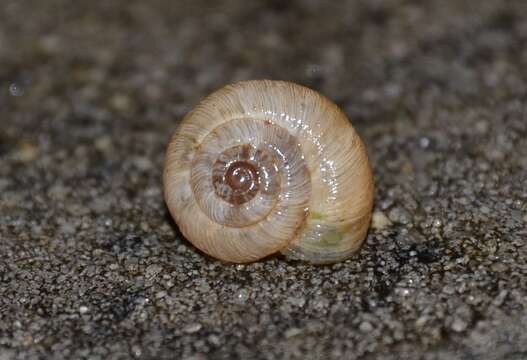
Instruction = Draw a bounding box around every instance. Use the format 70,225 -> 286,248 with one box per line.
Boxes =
2,0 -> 527,359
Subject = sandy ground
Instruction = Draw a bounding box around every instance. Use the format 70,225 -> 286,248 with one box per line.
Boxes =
1,0 -> 527,359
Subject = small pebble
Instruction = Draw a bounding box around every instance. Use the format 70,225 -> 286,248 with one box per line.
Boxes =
234,289 -> 250,304
183,323 -> 202,334
145,264 -> 163,278
9,83 -> 25,97
419,137 -> 430,148
491,263 -> 508,273
110,93 -> 132,112
371,211 -> 392,230
451,318 -> 468,332
15,140 -> 39,162
359,321 -> 374,333
208,335 -> 221,346
388,207 -> 412,225
285,327 -> 303,338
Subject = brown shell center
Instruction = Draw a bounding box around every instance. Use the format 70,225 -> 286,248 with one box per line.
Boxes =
225,161 -> 259,193
212,147 -> 261,205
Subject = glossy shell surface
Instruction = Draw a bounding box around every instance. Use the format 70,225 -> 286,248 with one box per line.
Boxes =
164,80 -> 373,264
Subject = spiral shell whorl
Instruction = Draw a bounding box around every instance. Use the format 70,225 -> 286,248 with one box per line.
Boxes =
190,117 -> 310,230
164,80 -> 373,264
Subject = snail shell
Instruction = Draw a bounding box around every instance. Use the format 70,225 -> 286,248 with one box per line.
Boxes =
163,80 -> 373,264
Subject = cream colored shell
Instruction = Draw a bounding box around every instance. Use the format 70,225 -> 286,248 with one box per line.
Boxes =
163,80 -> 373,264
